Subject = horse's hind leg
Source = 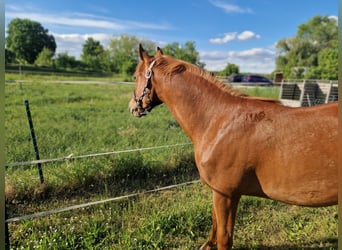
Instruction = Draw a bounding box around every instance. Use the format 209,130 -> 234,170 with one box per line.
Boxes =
200,207 -> 217,249
212,191 -> 240,250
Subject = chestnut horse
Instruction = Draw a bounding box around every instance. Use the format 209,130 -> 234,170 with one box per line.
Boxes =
129,45 -> 338,249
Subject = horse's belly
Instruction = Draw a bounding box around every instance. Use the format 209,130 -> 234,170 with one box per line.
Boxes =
263,181 -> 337,206
256,159 -> 337,206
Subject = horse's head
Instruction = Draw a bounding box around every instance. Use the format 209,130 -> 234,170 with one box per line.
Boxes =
129,44 -> 163,117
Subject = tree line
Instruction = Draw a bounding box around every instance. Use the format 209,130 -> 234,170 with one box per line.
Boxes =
5,16 -> 338,79
5,18 -> 204,77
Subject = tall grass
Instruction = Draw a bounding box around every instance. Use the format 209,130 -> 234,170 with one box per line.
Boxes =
238,86 -> 280,99
5,79 -> 337,249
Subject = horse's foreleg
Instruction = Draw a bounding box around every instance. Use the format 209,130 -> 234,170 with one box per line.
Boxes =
213,191 -> 240,250
200,207 -> 217,250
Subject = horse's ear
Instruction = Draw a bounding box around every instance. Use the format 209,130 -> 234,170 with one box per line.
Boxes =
139,43 -> 150,62
156,47 -> 163,57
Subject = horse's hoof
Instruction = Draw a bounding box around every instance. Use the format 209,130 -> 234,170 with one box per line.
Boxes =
199,241 -> 215,250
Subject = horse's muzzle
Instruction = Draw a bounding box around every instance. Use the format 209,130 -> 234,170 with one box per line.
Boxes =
129,99 -> 148,117
130,107 -> 148,117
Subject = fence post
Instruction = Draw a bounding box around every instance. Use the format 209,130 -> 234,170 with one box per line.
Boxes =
24,100 -> 44,184
5,207 -> 9,250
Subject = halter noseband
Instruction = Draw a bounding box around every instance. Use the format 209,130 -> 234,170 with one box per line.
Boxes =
134,60 -> 156,109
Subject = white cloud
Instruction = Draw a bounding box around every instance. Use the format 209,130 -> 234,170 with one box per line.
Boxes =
231,48 -> 273,60
209,0 -> 253,14
5,6 -> 172,31
209,32 -> 237,44
209,31 -> 261,44
200,48 -> 275,73
328,15 -> 338,22
6,11 -> 126,30
237,30 -> 260,41
6,3 -> 40,12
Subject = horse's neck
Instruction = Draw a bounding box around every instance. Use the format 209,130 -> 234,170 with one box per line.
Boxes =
156,73 -> 235,142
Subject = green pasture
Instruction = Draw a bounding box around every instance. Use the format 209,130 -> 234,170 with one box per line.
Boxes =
5,77 -> 337,249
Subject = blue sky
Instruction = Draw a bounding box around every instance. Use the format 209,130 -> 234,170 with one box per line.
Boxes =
5,0 -> 338,73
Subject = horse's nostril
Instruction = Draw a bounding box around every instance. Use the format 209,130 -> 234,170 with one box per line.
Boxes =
131,107 -> 138,115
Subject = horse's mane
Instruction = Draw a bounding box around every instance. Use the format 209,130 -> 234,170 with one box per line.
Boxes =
156,55 -> 280,103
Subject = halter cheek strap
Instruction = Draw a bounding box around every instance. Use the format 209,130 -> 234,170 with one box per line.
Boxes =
145,60 -> 156,79
134,60 -> 156,106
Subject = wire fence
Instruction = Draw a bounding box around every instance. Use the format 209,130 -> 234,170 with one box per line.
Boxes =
5,143 -> 192,168
5,141 -> 198,249
6,179 -> 201,223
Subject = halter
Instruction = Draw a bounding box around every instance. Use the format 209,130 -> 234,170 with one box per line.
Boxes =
133,60 -> 156,109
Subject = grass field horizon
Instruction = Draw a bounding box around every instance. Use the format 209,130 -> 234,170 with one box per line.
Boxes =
5,75 -> 337,249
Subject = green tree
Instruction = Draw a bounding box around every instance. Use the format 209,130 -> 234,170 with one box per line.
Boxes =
275,15 -> 337,79
108,35 -> 155,75
218,63 -> 239,76
6,18 -> 56,64
297,15 -> 337,50
5,49 -> 16,64
81,37 -> 106,71
34,47 -> 54,67
308,46 -> 338,80
276,37 -> 318,78
162,41 -> 205,68
55,52 -> 79,70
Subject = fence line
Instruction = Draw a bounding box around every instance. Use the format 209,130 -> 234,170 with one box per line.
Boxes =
5,143 -> 192,168
6,179 -> 201,223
